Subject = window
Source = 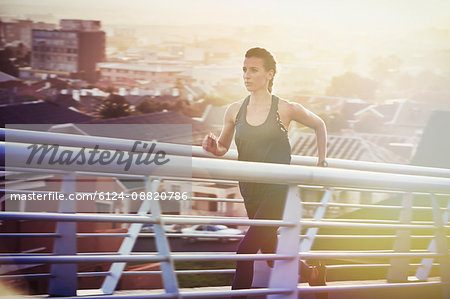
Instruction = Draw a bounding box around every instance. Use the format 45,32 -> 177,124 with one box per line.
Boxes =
218,202 -> 227,213
208,201 -> 217,212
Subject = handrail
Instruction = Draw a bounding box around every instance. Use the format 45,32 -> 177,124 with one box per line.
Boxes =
1,212 -> 448,231
0,253 -> 295,264
298,282 -> 448,293
3,127 -> 450,178
1,252 -> 446,265
2,232 -> 448,239
3,141 -> 450,193
0,211 -> 295,227
1,263 -> 442,279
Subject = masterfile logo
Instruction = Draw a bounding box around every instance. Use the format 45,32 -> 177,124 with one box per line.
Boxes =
25,141 -> 170,171
4,124 -> 193,213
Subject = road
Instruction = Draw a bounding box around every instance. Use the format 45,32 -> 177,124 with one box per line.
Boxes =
134,235 -> 240,252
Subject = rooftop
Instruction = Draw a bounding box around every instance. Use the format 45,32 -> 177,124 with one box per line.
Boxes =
289,131 -> 412,164
0,101 -> 91,128
60,110 -> 211,145
0,71 -> 20,83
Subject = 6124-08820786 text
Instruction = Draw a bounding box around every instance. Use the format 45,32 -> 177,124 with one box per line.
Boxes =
8,191 -> 189,201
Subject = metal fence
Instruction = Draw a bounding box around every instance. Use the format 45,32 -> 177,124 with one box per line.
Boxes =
0,128 -> 449,298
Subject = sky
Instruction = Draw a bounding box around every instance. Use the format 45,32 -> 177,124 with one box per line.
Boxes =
1,0 -> 450,34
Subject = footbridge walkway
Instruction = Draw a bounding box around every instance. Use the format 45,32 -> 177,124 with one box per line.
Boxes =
0,128 -> 449,298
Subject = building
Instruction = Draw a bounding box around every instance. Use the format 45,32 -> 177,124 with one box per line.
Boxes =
410,110 -> 450,169
0,20 -> 33,47
32,22 -> 57,31
59,19 -> 101,31
288,130 -> 421,218
289,131 -> 416,164
98,62 -> 186,88
0,20 -> 56,47
28,19 -> 105,81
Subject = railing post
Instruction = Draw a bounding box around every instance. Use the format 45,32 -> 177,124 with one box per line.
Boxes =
101,177 -> 152,294
102,177 -> 179,296
48,173 -> 77,296
415,197 -> 450,281
387,192 -> 412,282
300,188 -> 333,252
145,178 -> 180,296
430,195 -> 450,299
268,185 -> 301,299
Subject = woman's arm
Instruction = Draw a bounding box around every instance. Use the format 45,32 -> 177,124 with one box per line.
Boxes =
288,102 -> 328,164
202,103 -> 238,156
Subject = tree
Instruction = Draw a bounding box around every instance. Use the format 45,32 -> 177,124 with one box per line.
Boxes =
97,94 -> 131,119
19,51 -> 30,66
173,98 -> 189,110
104,86 -> 117,94
326,72 -> 378,101
136,98 -> 163,114
0,49 -> 19,77
14,43 -> 30,67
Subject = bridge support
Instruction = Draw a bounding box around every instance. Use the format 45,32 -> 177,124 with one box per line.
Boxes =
430,195 -> 450,299
102,177 -> 179,297
48,173 -> 77,296
268,185 -> 302,299
387,193 -> 412,282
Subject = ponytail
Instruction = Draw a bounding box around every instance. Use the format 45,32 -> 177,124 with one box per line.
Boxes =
268,78 -> 274,93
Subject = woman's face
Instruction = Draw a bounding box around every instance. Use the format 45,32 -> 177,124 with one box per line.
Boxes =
243,56 -> 274,92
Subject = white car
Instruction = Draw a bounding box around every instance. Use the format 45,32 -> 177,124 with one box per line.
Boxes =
181,224 -> 244,242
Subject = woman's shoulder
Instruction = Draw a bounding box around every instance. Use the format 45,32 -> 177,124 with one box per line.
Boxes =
224,98 -> 247,123
229,98 -> 245,108
276,96 -> 294,111
230,98 -> 249,112
275,96 -> 305,120
277,96 -> 306,109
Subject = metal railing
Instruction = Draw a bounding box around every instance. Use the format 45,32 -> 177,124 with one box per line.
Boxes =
1,128 -> 449,298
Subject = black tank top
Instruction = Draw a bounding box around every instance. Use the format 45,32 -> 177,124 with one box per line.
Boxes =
235,95 -> 291,198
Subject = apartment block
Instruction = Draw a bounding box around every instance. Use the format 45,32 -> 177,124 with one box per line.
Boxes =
0,20 -> 33,46
0,20 -> 56,47
29,19 -> 105,81
98,62 -> 186,87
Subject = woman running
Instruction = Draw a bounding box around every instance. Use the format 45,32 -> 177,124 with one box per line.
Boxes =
202,47 -> 328,297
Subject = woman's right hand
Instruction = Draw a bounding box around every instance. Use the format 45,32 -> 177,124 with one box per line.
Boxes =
202,132 -> 218,155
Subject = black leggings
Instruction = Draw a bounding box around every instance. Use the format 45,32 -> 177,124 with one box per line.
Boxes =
231,184 -> 288,291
